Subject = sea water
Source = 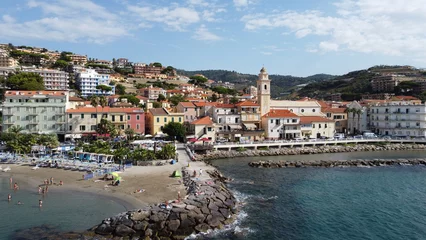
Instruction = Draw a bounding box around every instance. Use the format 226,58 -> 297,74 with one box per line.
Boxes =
208,151 -> 426,240
0,175 -> 128,239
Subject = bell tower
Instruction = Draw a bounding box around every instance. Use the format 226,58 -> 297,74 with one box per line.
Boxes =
257,66 -> 271,117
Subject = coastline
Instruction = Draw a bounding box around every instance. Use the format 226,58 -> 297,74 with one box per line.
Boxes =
195,143 -> 426,161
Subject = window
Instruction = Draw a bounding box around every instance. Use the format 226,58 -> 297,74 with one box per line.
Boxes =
136,124 -> 140,130
264,85 -> 267,90
102,114 -> 108,118
68,114 -> 72,119
292,119 -> 297,123
69,126 -> 72,131
312,109 -> 316,112
276,119 -> 280,125
325,124 -> 327,128
18,99 -> 22,103
319,124 -> 321,128
80,125 -> 86,131
327,113 -> 331,118
271,130 -> 273,132
120,125 -> 125,130
91,114 -> 97,119
179,117 -> 182,122
172,117 -> 175,122
120,115 -> 124,121
208,127 -> 212,131
127,115 -> 131,120
81,114 -> 84,119
164,117 -> 167,122
301,109 -> 305,113
91,125 -> 96,131
313,124 -> 315,128
417,122 -> 420,126
270,119 -> 273,123
406,108 -> 410,114
236,118 -> 239,123
156,117 -> 160,123
44,116 -> 47,121
112,115 -> 115,121
127,125 -> 130,129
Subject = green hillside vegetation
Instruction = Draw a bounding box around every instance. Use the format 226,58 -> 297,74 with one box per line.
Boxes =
177,69 -> 334,98
297,70 -> 375,101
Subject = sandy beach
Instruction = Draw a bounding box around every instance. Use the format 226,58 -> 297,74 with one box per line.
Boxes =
0,146 -> 216,211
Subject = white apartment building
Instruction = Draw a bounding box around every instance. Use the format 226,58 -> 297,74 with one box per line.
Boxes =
2,91 -> 68,138
370,102 -> 426,137
270,100 -> 324,116
261,109 -> 301,139
76,69 -> 115,97
22,68 -> 69,90
212,104 -> 241,132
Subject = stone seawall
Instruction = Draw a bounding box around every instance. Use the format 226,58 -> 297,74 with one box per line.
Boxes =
195,144 -> 426,161
90,168 -> 238,240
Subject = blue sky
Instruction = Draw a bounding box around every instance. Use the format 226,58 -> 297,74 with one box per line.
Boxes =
1,0 -> 425,76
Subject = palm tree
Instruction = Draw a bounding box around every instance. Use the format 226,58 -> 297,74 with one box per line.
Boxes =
125,128 -> 135,140
344,108 -> 355,134
8,125 -> 24,135
354,109 -> 363,134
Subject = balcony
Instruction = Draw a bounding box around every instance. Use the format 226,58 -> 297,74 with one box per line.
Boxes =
3,112 -> 14,116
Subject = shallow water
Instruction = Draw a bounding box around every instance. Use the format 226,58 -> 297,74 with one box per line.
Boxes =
0,173 -> 128,239
208,150 -> 426,240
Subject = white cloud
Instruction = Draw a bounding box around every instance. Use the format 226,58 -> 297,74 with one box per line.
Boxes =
241,0 -> 426,57
234,0 -> 249,8
192,25 -> 222,41
128,5 -> 200,31
0,0 -> 127,44
2,15 -> 15,23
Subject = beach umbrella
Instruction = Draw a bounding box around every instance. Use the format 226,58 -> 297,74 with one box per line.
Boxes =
200,137 -> 211,142
188,138 -> 197,143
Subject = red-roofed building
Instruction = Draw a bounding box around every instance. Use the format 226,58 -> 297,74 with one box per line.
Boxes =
137,85 -> 166,100
299,116 -> 335,139
261,110 -> 301,139
65,107 -> 145,139
188,116 -> 216,142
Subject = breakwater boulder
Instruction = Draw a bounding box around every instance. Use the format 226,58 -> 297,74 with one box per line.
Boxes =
89,169 -> 238,239
195,144 -> 426,161
248,158 -> 426,168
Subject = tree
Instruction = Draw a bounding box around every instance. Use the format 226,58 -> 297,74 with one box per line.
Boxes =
169,94 -> 186,105
97,118 -> 115,136
53,59 -> 69,69
152,62 -> 162,68
230,96 -> 239,104
8,125 -> 24,135
90,95 -> 100,129
125,128 -> 135,140
161,66 -> 175,76
59,51 -> 72,62
156,144 -> 176,159
189,75 -> 208,85
152,102 -> 162,108
157,94 -> 166,102
135,83 -> 148,89
119,95 -> 140,106
96,85 -> 113,95
6,72 -> 45,90
113,147 -> 130,164
162,122 -> 186,142
210,93 -> 218,102
116,84 -> 126,95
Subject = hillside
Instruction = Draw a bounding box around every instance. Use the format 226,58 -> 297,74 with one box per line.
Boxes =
295,65 -> 426,101
177,69 -> 335,98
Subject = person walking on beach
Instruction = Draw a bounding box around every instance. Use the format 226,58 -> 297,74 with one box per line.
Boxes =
45,185 -> 49,193
50,177 -> 54,185
199,169 -> 203,177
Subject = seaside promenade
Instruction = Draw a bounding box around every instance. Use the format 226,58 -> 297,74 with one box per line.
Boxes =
213,138 -> 426,151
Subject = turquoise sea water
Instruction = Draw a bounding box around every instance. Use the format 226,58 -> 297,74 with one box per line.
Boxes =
0,174 -> 128,240
209,151 -> 426,240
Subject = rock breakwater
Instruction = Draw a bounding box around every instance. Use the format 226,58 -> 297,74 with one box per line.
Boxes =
249,158 -> 426,168
90,168 -> 238,240
196,144 -> 426,161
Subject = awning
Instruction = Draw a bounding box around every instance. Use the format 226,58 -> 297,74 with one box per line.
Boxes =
243,123 -> 257,130
229,125 -> 242,130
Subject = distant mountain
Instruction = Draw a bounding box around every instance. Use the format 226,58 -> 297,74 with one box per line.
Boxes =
177,69 -> 335,98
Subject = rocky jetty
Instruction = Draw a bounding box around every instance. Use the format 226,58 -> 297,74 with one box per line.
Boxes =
196,144 -> 426,161
249,158 -> 426,168
89,168 -> 238,240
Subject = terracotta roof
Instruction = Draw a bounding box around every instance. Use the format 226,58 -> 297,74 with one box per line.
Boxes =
215,104 -> 236,108
136,96 -> 149,100
316,100 -> 329,108
393,96 -> 419,100
263,110 -> 298,118
5,90 -> 67,97
149,108 -> 168,116
322,107 -> 346,113
190,116 -> 213,125
179,102 -> 196,108
300,116 -> 334,124
69,96 -> 84,101
67,107 -> 144,113
236,101 -> 259,107
193,102 -> 219,107
166,89 -> 182,93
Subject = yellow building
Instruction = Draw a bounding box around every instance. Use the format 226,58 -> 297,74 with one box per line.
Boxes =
146,108 -> 184,135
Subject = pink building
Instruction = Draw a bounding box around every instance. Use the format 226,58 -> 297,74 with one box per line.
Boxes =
176,101 -> 197,122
